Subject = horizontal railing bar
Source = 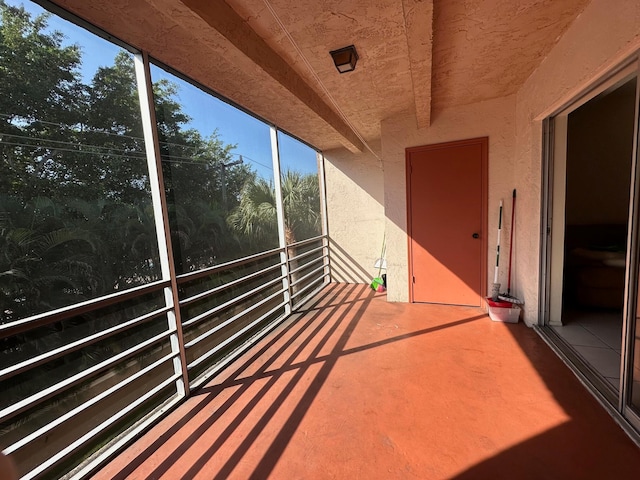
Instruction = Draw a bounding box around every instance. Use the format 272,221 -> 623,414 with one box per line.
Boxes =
290,274 -> 327,301
21,373 -> 181,480
288,253 -> 327,276
181,275 -> 284,329
179,262 -> 283,307
5,351 -> 179,454
185,287 -> 285,349
0,306 -> 172,383
286,244 -> 324,262
176,247 -> 283,284
285,234 -> 325,249
290,264 -> 326,288
0,279 -> 169,340
188,300 -> 287,371
0,330 -> 173,424
187,306 -> 288,391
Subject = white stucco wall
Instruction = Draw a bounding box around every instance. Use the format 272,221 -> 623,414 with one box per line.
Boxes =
324,0 -> 640,328
324,144 -> 385,284
514,0 -> 640,325
381,95 -> 517,304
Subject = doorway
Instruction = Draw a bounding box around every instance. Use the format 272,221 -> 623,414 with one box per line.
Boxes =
406,138 -> 487,306
542,63 -> 640,435
549,75 -> 636,394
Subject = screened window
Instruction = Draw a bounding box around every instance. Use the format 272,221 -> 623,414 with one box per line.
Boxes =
0,0 -> 161,322
1,2 -> 176,478
149,64 -> 279,274
277,131 -> 322,245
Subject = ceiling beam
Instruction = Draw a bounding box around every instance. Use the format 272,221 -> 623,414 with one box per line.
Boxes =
402,0 -> 433,128
180,0 -> 365,152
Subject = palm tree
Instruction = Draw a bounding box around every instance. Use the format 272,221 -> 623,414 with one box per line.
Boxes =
0,196 -> 99,323
228,172 -> 320,247
280,170 -> 321,243
227,171 -> 321,296
227,177 -> 279,252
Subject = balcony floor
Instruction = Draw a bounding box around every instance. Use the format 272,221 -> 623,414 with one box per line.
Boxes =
94,283 -> 640,479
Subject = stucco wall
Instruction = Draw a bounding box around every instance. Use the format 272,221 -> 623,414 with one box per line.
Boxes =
324,144 -> 385,284
380,95 -> 517,304
324,0 -> 640,327
514,0 -> 640,325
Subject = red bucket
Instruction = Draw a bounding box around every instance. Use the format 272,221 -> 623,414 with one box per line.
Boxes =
486,297 -> 513,308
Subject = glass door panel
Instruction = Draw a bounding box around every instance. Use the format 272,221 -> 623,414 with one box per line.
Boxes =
546,74 -> 637,398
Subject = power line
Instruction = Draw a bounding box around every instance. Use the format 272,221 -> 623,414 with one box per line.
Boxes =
1,132 -> 145,154
0,113 -> 145,142
0,141 -> 147,161
1,112 -> 244,155
1,140 -> 275,174
2,115 -> 276,172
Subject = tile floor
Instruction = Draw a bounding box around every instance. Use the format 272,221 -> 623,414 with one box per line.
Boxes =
551,309 -> 623,388
92,284 -> 640,480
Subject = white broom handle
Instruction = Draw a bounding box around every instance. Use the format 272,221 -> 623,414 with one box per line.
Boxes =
494,200 -> 503,284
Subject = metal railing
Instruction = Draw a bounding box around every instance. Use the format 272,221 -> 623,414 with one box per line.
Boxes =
0,235 -> 330,479
0,6 -> 331,478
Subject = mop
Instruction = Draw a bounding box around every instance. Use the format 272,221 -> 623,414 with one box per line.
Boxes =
370,236 -> 386,292
491,200 -> 503,301
499,189 -> 524,304
487,199 -> 512,308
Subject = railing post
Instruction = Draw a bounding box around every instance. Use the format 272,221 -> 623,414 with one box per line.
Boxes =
318,151 -> 332,284
270,127 -> 292,315
134,52 -> 189,397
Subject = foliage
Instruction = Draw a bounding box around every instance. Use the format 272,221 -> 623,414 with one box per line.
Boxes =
0,2 -> 254,319
0,2 -> 323,473
228,170 -> 321,247
227,177 -> 279,249
0,0 -> 321,321
280,170 -> 321,243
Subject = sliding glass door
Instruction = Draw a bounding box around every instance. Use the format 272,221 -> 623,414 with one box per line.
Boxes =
542,58 -> 640,434
627,287 -> 640,428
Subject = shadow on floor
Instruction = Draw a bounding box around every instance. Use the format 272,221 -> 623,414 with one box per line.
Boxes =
452,321 -> 640,479
96,284 -> 640,479
106,283 -> 376,479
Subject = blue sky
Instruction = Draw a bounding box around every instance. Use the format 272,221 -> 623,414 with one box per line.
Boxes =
9,0 -> 320,180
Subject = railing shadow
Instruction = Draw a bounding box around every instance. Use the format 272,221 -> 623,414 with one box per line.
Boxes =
104,284 -> 487,479
329,239 -> 375,284
106,283 -> 354,480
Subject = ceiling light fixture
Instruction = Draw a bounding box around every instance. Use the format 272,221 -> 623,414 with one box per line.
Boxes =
330,45 -> 359,73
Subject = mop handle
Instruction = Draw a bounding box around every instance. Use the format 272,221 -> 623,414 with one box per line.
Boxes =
507,189 -> 516,294
377,236 -> 386,277
494,200 -> 503,284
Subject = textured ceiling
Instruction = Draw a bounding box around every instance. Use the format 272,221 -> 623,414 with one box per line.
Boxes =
51,0 -> 590,152
431,0 -> 592,111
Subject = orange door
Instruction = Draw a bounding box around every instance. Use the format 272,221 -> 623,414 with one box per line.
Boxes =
407,138 -> 487,306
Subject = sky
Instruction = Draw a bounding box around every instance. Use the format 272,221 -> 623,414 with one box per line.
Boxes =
9,0 -> 320,180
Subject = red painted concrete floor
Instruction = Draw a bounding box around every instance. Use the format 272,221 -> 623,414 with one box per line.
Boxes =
93,283 -> 640,479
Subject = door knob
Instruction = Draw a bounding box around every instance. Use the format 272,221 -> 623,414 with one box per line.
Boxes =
472,233 -> 479,239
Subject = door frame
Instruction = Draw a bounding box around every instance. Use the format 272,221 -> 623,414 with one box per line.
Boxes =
539,57 -> 640,434
405,137 -> 488,305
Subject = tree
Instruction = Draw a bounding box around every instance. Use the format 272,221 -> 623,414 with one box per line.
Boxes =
159,128 -> 256,272
280,170 -> 321,243
0,2 -> 252,318
0,1 -> 85,200
228,170 -> 322,294
227,177 -> 279,250
228,170 -> 321,247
